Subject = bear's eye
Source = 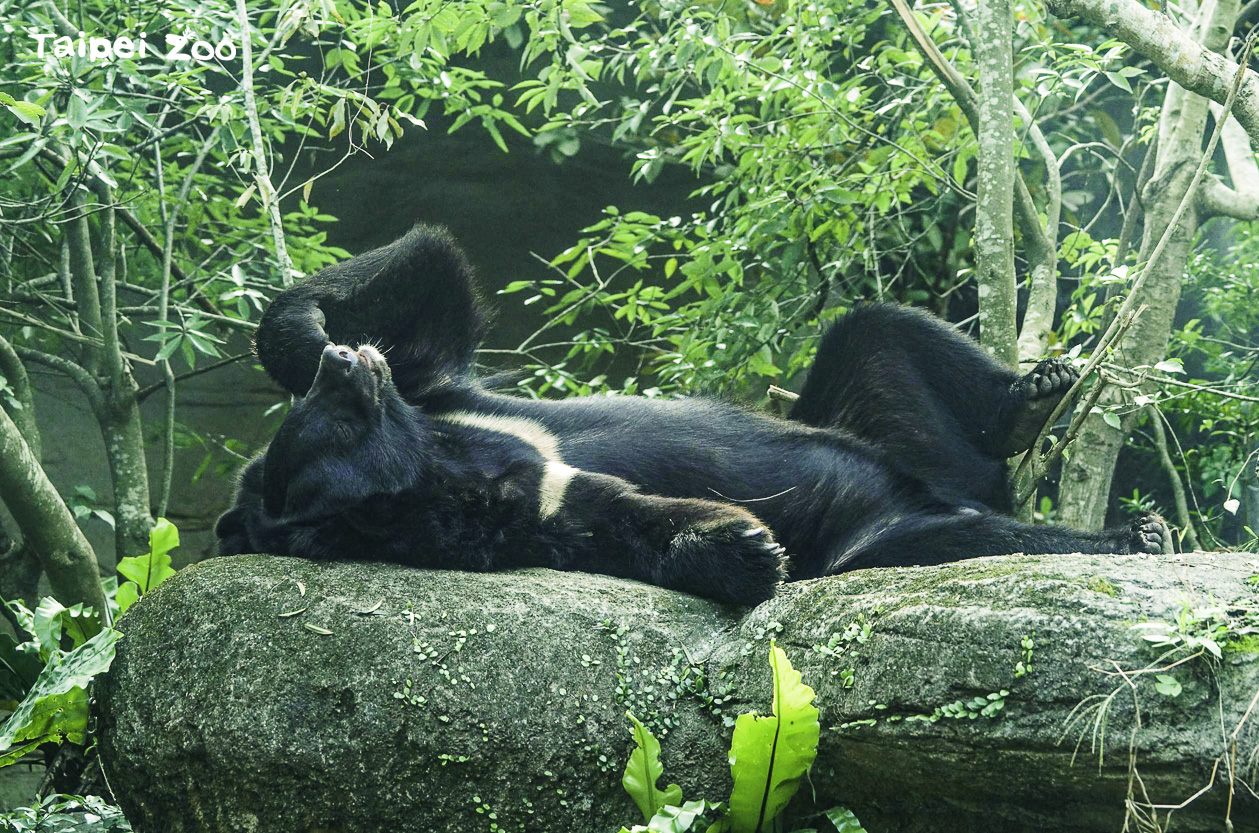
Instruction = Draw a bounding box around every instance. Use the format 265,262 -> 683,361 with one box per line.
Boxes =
333,419 -> 358,443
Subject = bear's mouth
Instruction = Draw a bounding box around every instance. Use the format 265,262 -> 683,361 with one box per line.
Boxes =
356,345 -> 392,406
356,344 -> 391,384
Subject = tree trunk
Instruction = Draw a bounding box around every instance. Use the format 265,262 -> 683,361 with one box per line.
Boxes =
0,406 -> 106,619
0,333 -> 47,604
972,0 -> 1019,369
96,202 -> 155,559
1056,188 -> 1196,529
1057,0 -> 1236,529
96,386 -> 154,560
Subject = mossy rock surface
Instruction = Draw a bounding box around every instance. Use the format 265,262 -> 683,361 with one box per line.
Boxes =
97,552 -> 1259,833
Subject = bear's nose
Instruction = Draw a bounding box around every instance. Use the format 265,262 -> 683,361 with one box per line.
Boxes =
321,343 -> 358,371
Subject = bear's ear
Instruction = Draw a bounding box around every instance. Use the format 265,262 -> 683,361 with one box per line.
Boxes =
254,224 -> 488,399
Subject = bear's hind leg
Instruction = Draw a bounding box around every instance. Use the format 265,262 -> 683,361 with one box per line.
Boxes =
826,510 -> 1171,573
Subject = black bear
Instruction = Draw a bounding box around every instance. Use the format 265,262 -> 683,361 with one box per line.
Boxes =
217,225 -> 1168,605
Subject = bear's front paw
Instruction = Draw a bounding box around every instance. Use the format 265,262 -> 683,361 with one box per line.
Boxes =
667,513 -> 789,606
1125,512 -> 1172,554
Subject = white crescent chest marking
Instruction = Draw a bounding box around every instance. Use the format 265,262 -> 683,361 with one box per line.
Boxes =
434,410 -> 562,461
538,461 -> 577,520
433,410 -> 575,519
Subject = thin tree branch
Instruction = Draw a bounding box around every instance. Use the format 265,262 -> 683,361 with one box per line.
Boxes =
1148,405 -> 1201,550
891,0 -> 1059,361
65,192 -> 103,364
1102,361 -> 1259,402
135,352 -> 253,403
97,202 -> 126,391
14,346 -> 102,408
152,124 -> 220,518
1013,95 -> 1063,363
236,0 -> 296,285
0,333 -> 40,458
1014,372 -> 1110,505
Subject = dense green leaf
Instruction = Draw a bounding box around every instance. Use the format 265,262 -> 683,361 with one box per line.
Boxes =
116,518 -> 179,596
725,644 -> 820,833
30,599 -> 96,658
114,582 -> 140,616
0,628 -> 121,766
623,712 -> 684,822
0,92 -> 44,126
0,633 -> 42,704
0,793 -> 131,832
825,807 -> 868,833
1154,673 -> 1182,697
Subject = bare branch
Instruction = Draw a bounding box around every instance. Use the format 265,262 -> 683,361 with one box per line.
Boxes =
1199,105 -> 1259,218
236,0 -> 296,285
135,352 -> 253,403
15,346 -> 102,407
1013,95 -> 1062,363
1147,405 -> 1201,550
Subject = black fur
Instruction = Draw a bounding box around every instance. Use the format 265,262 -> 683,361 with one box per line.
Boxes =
220,226 -> 1167,605
254,226 -> 486,398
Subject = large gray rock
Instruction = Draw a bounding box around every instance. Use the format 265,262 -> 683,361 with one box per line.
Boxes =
97,552 -> 1259,833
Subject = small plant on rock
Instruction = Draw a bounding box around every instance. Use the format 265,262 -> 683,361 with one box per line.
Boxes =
617,641 -> 865,833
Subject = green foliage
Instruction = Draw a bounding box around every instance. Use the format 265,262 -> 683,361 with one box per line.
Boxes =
0,794 -> 130,832
416,0 -> 972,398
0,520 -> 182,771
618,642 -> 839,833
1153,674 -> 1182,698
1153,235 -> 1259,548
824,807 -> 869,833
114,517 -> 181,615
0,0 -> 364,336
623,712 -> 684,822
619,800 -> 726,833
0,90 -> 45,125
811,612 -> 877,689
725,645 -> 821,833
6,599 -> 98,664
1133,600 -> 1259,663
0,623 -> 120,767
1013,633 -> 1036,678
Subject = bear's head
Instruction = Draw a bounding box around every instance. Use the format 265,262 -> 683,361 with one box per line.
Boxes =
260,343 -> 430,519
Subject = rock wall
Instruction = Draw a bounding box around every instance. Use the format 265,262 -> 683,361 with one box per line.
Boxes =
97,552 -> 1259,832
